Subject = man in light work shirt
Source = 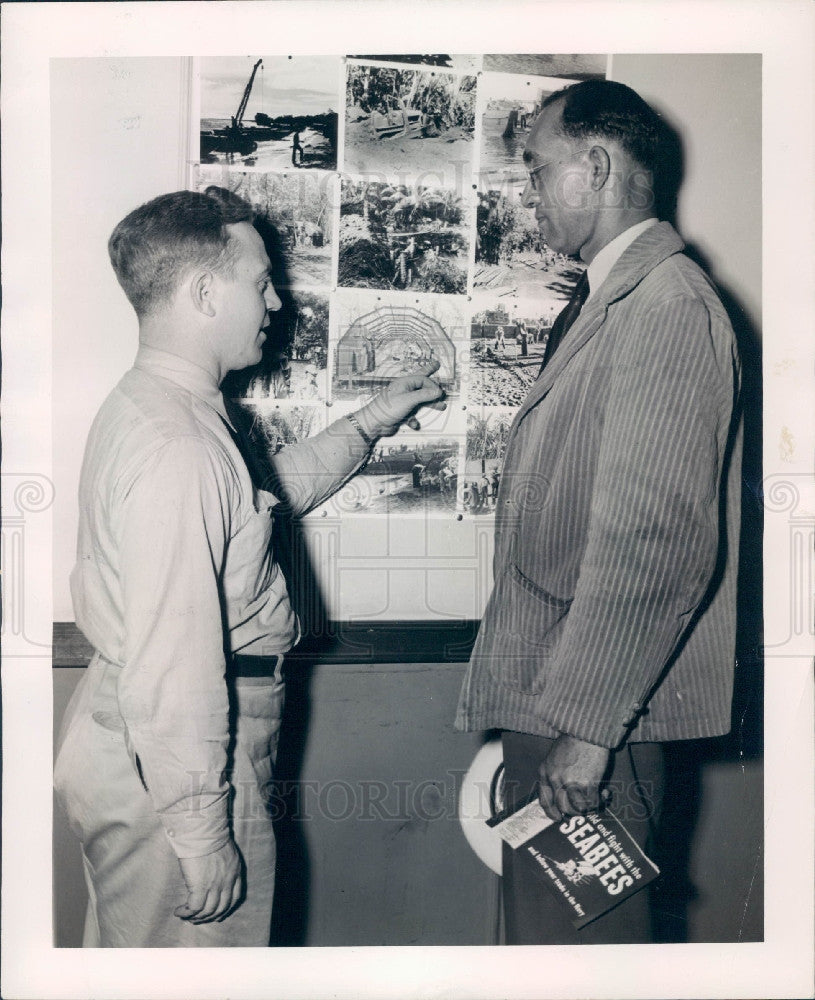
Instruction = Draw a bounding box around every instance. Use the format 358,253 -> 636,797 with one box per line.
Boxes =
456,80 -> 742,943
55,187 -> 444,947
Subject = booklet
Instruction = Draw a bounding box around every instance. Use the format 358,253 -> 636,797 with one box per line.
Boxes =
488,796 -> 660,929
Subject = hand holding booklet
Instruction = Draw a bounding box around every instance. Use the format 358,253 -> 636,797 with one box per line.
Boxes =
488,796 -> 660,929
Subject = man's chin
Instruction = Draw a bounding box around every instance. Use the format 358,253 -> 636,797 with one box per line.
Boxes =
232,350 -> 264,373
538,227 -> 562,254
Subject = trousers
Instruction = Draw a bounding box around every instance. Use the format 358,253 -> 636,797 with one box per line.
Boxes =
54,652 -> 285,947
501,731 -> 665,945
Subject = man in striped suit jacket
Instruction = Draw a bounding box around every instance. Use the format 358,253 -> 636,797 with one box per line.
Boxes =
456,80 -> 742,944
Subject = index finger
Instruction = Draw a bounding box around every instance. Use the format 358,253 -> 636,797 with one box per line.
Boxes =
415,359 -> 441,377
397,374 -> 445,401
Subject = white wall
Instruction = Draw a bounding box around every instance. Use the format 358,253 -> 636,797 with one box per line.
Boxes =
51,57 -> 192,618
611,54 -> 761,332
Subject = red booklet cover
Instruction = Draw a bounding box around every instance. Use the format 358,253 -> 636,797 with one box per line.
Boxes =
488,798 -> 660,929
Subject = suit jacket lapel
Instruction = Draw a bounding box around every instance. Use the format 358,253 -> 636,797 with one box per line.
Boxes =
514,222 -> 686,425
516,298 -> 607,420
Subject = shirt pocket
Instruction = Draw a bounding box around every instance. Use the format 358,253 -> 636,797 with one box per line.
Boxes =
483,562 -> 573,694
227,489 -> 278,604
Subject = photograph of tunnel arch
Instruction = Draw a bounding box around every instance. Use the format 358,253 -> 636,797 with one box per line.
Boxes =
332,301 -> 462,400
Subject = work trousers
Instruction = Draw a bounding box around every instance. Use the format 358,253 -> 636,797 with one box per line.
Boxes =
54,651 -> 285,947
501,731 -> 665,945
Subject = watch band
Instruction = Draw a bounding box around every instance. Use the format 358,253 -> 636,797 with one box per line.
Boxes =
347,411 -> 377,449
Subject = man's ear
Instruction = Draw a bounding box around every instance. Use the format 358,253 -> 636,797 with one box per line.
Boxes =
190,270 -> 216,317
587,144 -> 612,191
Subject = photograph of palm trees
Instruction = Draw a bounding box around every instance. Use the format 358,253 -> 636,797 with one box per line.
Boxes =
198,167 -> 335,290
241,402 -> 326,464
223,290 -> 329,404
339,179 -> 470,294
463,409 -> 515,517
473,177 -> 584,300
344,63 -> 476,183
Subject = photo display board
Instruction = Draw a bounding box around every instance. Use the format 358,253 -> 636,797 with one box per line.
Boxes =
191,54 -> 608,524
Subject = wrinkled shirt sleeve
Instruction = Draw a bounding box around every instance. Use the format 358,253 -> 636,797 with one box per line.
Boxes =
115,435 -> 234,859
267,416 -> 372,515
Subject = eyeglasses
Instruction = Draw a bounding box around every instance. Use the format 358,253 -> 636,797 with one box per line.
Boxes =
525,148 -> 591,192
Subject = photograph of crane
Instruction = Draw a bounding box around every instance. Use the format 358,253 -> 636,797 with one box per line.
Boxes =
200,55 -> 340,169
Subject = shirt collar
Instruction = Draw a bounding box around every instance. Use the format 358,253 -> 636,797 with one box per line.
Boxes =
586,218 -> 659,301
133,345 -> 233,426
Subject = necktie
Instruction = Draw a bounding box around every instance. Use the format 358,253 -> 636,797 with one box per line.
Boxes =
538,270 -> 590,376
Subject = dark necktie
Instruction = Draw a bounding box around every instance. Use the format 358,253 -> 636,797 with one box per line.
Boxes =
538,270 -> 590,376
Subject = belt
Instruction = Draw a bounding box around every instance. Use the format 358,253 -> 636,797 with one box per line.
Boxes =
231,653 -> 285,678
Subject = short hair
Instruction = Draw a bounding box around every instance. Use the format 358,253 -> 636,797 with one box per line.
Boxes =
108,186 -> 254,318
542,80 -> 668,177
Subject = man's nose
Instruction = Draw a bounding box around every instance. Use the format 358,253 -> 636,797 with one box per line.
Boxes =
264,284 -> 282,312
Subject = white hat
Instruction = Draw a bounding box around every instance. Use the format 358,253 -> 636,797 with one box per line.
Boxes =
457,737 -> 505,875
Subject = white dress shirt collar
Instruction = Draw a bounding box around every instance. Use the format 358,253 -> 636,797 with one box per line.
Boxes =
586,218 -> 659,301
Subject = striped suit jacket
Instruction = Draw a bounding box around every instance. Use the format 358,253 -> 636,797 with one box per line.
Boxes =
456,222 -> 742,748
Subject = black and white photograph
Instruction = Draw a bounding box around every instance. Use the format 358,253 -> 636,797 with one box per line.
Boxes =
198,166 -> 335,288
478,73 -> 581,181
462,409 -> 514,516
482,53 -> 607,79
474,177 -> 585,299
339,178 -> 470,293
223,289 -> 329,403
331,290 -> 466,403
45,45 -> 765,960
200,55 -> 340,170
312,425 -> 461,517
241,401 -> 326,458
7,2 -> 813,995
343,63 -> 476,183
468,298 -> 560,406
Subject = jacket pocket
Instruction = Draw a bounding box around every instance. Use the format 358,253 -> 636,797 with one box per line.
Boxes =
479,563 -> 573,694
